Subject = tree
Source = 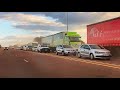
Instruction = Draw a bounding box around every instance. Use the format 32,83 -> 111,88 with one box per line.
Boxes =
33,36 -> 43,44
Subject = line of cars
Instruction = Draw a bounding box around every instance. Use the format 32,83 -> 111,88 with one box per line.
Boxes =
22,44 -> 50,53
20,43 -> 112,60
56,44 -> 112,60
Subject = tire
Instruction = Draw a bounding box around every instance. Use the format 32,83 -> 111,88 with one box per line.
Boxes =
106,58 -> 110,60
61,51 -> 65,56
90,53 -> 94,60
39,50 -> 42,53
77,52 -> 81,58
56,52 -> 58,55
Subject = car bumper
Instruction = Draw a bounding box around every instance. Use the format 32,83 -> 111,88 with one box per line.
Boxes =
64,51 -> 76,54
41,48 -> 50,52
94,55 -> 112,59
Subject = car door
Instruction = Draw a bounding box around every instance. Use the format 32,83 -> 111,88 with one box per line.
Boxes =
37,45 -> 41,51
58,45 -> 63,53
79,45 -> 85,56
83,45 -> 90,57
56,45 -> 60,53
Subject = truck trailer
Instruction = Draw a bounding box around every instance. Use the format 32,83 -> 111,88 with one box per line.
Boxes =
87,17 -> 120,57
41,32 -> 83,52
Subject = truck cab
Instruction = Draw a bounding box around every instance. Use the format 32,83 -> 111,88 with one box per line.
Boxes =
64,32 -> 83,49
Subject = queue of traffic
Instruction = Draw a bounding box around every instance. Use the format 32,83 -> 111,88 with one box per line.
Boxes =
19,43 -> 112,60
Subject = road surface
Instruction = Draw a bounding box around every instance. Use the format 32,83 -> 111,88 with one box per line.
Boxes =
0,48 -> 120,78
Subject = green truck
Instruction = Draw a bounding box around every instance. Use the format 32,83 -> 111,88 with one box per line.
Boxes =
41,32 -> 84,52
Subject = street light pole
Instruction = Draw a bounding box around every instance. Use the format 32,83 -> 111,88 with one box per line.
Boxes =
66,12 -> 68,32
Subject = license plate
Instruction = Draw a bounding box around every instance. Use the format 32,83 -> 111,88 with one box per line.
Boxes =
104,54 -> 108,56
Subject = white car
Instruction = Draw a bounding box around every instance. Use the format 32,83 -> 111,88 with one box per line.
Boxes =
56,45 -> 76,56
32,46 -> 38,52
37,44 -> 50,53
23,45 -> 28,51
76,44 -> 112,60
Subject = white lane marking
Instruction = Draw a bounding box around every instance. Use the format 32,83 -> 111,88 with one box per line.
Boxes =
24,59 -> 29,62
39,53 -> 120,70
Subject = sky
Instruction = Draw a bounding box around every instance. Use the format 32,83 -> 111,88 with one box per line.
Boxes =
0,12 -> 120,47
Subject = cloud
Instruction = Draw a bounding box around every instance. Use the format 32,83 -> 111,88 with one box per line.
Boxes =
34,12 -> 106,25
0,13 -> 66,31
31,12 -> 120,26
1,12 -> 120,45
13,24 -> 66,31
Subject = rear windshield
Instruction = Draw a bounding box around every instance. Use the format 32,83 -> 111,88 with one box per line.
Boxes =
28,46 -> 32,48
63,45 -> 72,48
41,45 -> 48,47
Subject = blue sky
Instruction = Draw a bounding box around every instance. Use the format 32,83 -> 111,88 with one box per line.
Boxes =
0,19 -> 32,37
0,12 -> 120,46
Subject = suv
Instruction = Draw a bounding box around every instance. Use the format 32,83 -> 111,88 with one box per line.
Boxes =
56,45 -> 76,56
37,44 -> 50,53
76,44 -> 112,60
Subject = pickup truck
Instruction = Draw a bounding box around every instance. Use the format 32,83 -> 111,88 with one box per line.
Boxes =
37,44 -> 50,53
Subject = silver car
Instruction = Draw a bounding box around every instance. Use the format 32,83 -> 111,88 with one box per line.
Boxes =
56,45 -> 76,56
77,44 -> 112,60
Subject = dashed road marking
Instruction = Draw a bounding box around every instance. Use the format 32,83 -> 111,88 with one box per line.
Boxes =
24,59 -> 29,62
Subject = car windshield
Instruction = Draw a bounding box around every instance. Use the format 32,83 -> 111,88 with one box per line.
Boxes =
89,45 -> 104,49
28,46 -> 32,48
63,45 -> 72,48
69,37 -> 80,42
41,45 -> 48,47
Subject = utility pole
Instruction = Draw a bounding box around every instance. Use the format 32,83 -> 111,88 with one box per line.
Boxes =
66,12 -> 68,32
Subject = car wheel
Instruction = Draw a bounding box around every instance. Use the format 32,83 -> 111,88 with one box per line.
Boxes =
106,58 -> 110,60
77,52 -> 81,58
40,50 -> 42,53
61,51 -> 65,56
56,51 -> 58,55
90,53 -> 94,60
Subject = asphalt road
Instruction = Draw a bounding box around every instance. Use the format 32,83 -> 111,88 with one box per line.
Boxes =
0,48 -> 120,78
